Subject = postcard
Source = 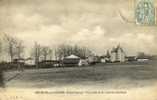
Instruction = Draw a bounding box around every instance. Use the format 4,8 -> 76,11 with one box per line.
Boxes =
0,0 -> 157,100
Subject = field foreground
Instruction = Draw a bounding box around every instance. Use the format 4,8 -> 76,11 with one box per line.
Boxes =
3,62 -> 157,89
1,62 -> 157,100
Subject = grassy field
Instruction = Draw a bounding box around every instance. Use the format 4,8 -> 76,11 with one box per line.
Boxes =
4,61 -> 157,89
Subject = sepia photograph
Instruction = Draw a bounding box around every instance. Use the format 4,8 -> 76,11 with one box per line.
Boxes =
0,0 -> 157,100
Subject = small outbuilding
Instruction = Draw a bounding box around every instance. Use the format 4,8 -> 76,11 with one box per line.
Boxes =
62,54 -> 80,67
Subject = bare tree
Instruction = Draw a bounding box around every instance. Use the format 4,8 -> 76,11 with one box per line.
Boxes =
106,50 -> 110,58
41,46 -> 52,61
3,34 -> 25,71
56,44 -> 92,59
4,34 -> 25,62
31,42 -> 42,68
4,34 -> 18,62
16,40 -> 25,59
47,48 -> 53,60
54,48 -> 58,60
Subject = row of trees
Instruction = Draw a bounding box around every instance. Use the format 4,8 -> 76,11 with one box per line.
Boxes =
0,33 -> 92,64
4,34 -> 25,62
56,44 -> 92,59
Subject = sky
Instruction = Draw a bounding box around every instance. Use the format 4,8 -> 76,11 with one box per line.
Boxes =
0,0 -> 157,57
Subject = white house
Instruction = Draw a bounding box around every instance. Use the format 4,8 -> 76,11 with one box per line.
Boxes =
110,45 -> 126,62
25,58 -> 35,65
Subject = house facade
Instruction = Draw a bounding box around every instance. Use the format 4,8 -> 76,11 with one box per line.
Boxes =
110,45 -> 126,62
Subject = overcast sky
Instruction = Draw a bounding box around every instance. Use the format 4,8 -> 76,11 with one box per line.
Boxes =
0,0 -> 157,56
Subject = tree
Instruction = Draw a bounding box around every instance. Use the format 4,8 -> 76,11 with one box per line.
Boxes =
16,40 -> 25,59
41,46 -> 53,61
4,34 -> 25,62
106,50 -> 110,58
3,34 -> 25,71
4,34 -> 19,62
31,42 -> 42,68
55,44 -> 92,59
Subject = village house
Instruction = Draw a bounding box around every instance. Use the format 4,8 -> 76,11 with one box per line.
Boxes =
87,55 -> 101,64
24,58 -> 35,66
110,45 -> 126,62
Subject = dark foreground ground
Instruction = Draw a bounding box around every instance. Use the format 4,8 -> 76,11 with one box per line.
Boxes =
3,61 -> 157,89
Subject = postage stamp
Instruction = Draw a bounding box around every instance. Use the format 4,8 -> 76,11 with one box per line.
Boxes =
135,0 -> 156,25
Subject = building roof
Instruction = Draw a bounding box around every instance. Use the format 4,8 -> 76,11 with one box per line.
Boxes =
111,45 -> 124,53
65,54 -> 80,59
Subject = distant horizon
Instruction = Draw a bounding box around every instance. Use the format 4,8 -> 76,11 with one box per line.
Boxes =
0,34 -> 156,62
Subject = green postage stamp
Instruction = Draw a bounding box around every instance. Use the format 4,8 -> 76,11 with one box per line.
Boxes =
135,0 -> 156,25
